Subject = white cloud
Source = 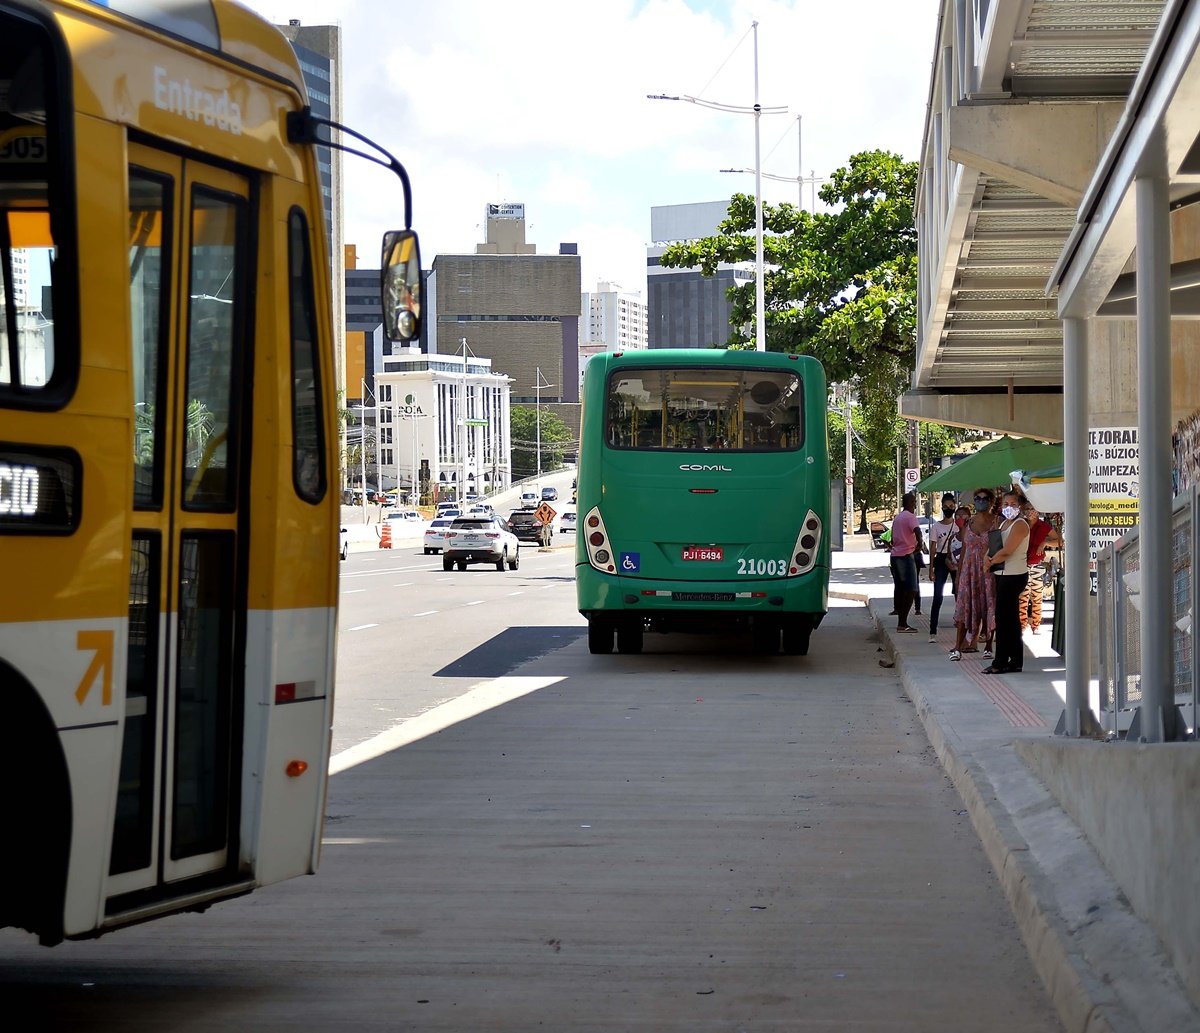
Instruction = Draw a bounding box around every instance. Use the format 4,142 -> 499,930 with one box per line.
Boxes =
240,0 -> 939,299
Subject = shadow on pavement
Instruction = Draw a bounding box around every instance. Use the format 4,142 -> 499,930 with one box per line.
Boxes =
435,626 -> 586,678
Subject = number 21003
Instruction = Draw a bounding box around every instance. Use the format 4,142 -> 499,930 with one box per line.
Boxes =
737,557 -> 787,576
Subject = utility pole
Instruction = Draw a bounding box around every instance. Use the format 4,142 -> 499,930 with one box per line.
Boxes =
459,337 -> 468,502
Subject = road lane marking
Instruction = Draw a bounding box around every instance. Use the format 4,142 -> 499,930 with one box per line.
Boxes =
330,675 -> 566,775
414,610 -> 438,617
343,589 -> 365,594
341,563 -> 441,579
437,577 -> 453,582
466,600 -> 482,606
348,623 -> 378,631
507,591 -> 524,596
392,582 -> 412,588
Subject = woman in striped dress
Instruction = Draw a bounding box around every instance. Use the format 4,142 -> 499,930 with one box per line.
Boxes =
949,488 -> 997,661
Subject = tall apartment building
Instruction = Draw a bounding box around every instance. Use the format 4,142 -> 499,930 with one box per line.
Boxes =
579,281 -> 647,387
426,204 -> 581,412
647,200 -> 749,349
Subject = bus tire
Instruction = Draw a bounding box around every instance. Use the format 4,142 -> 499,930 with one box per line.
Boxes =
783,618 -> 812,656
616,620 -> 643,655
0,666 -> 69,945
587,618 -> 613,654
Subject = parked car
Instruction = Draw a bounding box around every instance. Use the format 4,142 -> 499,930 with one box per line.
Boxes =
507,509 -> 553,547
339,526 -> 349,561
541,486 -> 558,502
442,516 -> 520,571
558,511 -> 576,534
423,517 -> 455,554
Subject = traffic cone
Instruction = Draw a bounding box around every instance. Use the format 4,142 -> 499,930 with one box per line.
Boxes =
379,521 -> 392,549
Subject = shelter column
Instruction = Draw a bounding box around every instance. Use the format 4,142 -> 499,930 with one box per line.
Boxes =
1058,316 -> 1099,736
1133,151 -> 1181,741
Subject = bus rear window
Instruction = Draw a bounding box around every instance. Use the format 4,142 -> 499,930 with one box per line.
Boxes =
605,367 -> 803,452
0,14 -> 73,404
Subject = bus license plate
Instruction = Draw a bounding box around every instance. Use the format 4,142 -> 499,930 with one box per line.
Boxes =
681,546 -> 723,562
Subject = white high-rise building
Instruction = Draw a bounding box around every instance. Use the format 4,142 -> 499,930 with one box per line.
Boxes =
579,281 -> 647,386
11,248 -> 29,307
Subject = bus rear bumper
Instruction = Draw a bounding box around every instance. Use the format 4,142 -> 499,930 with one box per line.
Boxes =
576,564 -> 828,625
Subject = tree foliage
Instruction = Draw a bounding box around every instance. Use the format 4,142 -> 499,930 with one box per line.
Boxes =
510,405 -> 574,479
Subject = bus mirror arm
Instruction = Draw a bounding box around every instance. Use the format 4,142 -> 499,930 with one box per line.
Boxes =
286,107 -> 413,230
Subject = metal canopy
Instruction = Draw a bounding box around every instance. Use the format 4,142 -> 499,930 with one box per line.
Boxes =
915,0 -> 1166,396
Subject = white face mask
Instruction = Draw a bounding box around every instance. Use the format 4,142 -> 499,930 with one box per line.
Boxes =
1002,505 -> 1019,520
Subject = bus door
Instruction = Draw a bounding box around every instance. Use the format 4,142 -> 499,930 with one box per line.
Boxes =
109,145 -> 252,899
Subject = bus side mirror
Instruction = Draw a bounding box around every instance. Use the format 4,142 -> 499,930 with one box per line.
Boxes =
381,229 -> 422,342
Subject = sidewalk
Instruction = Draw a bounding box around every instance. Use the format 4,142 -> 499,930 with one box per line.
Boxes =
832,534 -> 1200,1033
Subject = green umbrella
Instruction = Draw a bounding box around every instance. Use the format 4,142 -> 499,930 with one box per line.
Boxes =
914,436 -> 1064,494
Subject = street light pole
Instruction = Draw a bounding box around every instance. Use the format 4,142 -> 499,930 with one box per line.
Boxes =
752,20 -> 765,352
533,366 -> 554,487
648,23 -> 785,353
459,337 -> 468,502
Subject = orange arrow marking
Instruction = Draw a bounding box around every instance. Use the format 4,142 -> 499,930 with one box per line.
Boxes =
76,630 -> 114,706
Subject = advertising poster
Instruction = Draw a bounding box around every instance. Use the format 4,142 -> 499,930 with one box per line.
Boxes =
1089,426 -> 1139,591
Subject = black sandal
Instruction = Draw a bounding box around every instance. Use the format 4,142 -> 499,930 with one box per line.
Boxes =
981,665 -> 1006,675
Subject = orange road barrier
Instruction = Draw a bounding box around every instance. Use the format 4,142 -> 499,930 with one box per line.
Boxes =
379,521 -> 392,549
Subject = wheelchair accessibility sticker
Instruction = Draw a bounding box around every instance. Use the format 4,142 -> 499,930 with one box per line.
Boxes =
620,552 -> 640,572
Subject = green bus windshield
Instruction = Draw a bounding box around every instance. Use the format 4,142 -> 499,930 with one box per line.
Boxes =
605,366 -> 803,452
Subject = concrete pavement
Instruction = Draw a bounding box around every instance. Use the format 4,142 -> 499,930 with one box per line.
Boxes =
834,534 -> 1200,1033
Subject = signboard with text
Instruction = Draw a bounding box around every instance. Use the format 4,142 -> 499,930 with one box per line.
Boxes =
1089,426 -> 1139,591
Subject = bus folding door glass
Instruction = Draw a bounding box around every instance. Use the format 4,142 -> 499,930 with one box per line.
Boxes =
129,171 -> 172,508
287,208 -> 325,502
172,533 -> 235,861
110,534 -> 161,876
182,189 -> 246,510
0,15 -> 71,400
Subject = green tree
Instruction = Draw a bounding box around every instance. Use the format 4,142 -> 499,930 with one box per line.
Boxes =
510,405 -> 574,480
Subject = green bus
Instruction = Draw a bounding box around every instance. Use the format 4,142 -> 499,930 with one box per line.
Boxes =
576,349 -> 831,655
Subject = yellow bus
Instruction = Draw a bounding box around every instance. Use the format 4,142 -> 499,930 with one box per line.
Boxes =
0,0 -> 421,944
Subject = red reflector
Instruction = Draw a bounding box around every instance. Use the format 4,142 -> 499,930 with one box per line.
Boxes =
485,533 -> 500,538
751,592 -> 768,598
275,683 -> 296,704
286,760 -> 308,778
641,590 -> 656,596
607,565 -> 615,572
790,566 -> 798,574
689,488 -> 718,494
787,354 -> 799,360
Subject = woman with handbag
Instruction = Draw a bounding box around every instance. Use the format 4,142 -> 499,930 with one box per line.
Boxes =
984,491 -> 1031,674
926,492 -> 959,642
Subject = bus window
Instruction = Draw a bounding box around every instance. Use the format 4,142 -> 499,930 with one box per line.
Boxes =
287,208 -> 325,502
0,21 -> 72,401
606,367 -> 803,452
129,170 -> 172,508
182,188 -> 246,510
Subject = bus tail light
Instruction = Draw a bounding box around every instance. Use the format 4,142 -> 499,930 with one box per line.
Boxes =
286,760 -> 309,778
788,510 -> 822,576
583,506 -> 617,572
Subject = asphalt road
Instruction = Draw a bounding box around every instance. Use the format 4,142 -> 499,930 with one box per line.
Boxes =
0,546 -> 1061,1032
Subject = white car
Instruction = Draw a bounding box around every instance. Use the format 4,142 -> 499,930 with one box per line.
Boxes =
442,516 -> 520,571
387,510 -> 422,522
519,490 -> 539,506
558,511 -> 576,534
423,517 -> 455,554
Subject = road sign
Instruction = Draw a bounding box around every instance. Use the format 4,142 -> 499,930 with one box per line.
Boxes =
535,502 -> 556,524
904,467 -> 920,492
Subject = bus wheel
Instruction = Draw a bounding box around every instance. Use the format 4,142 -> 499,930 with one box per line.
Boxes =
752,621 -> 780,654
783,618 -> 812,656
587,618 -> 613,655
616,620 -> 643,655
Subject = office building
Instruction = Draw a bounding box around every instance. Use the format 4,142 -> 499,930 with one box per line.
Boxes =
647,200 -> 749,349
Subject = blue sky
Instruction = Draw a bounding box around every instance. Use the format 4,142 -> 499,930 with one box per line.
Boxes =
241,0 -> 939,295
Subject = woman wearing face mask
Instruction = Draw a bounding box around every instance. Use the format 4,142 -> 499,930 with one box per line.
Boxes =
948,488 -> 997,661
983,491 -> 1031,674
926,492 -> 959,643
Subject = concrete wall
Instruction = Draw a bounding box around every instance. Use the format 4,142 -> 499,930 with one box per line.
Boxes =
1016,739 -> 1200,1009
